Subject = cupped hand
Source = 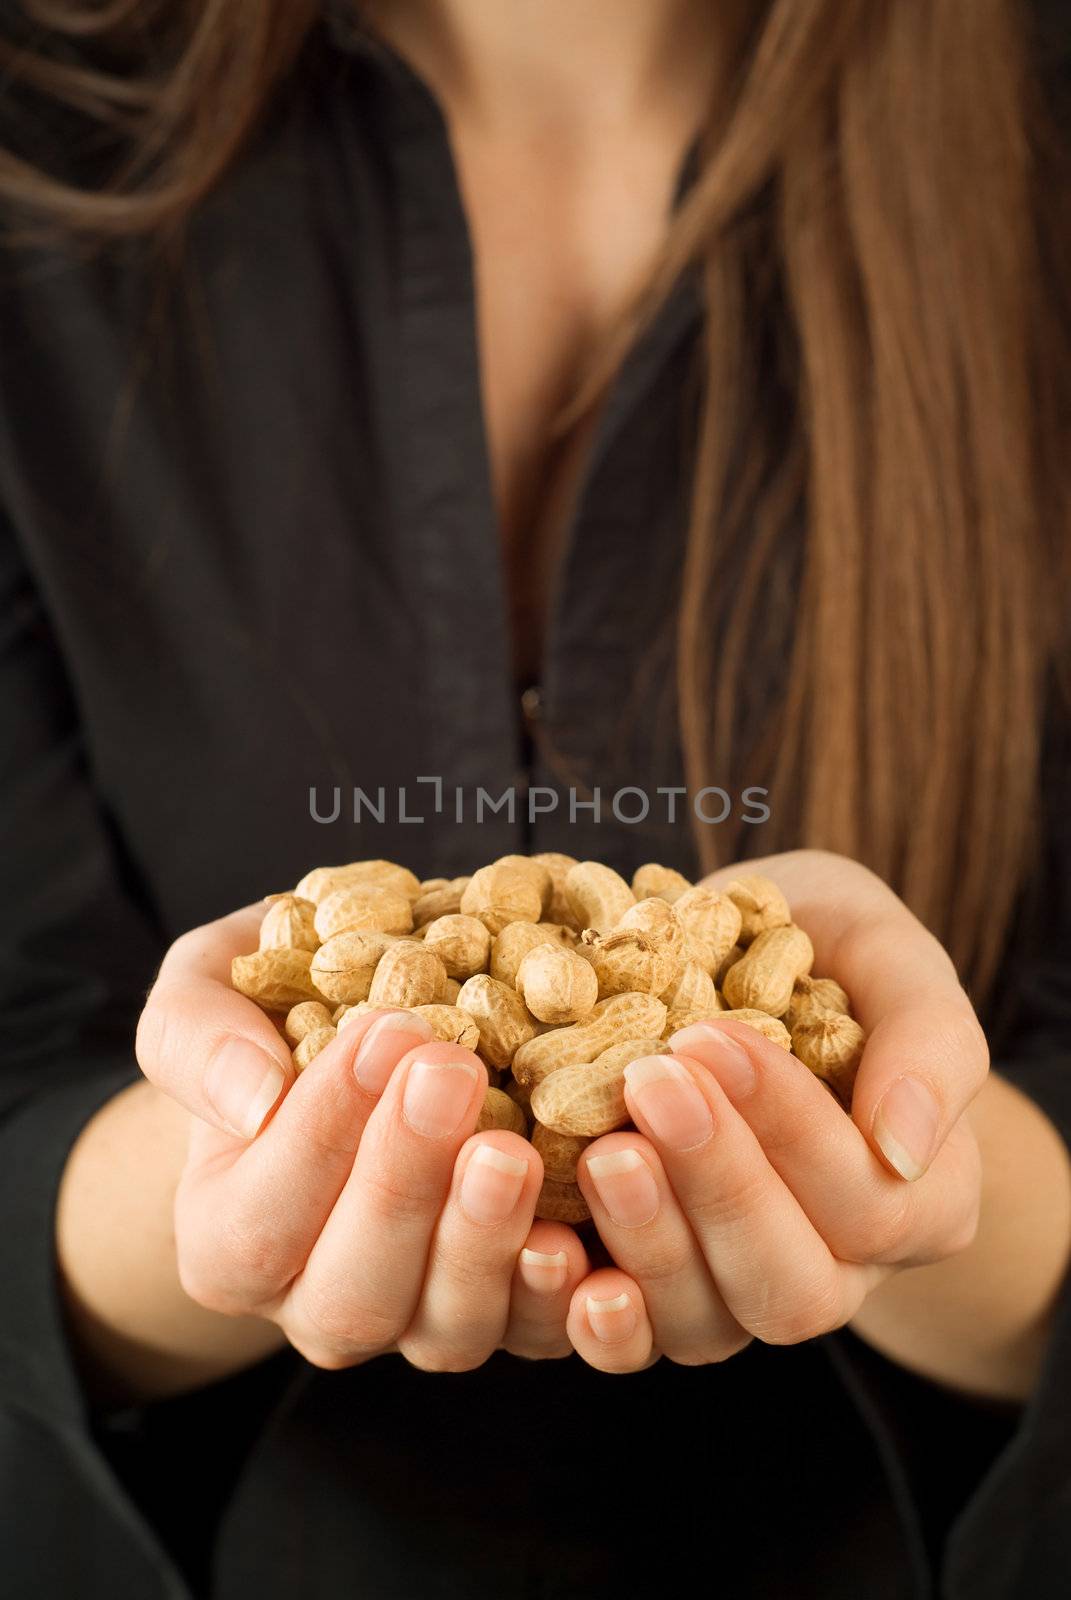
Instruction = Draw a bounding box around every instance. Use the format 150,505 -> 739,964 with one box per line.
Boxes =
565,850 -> 988,1373
136,906 -> 589,1370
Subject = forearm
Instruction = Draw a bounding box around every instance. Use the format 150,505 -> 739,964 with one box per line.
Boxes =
850,1071 -> 1071,1401
55,1079 -> 286,1407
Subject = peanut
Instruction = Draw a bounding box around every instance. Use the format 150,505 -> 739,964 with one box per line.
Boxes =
659,960 -> 719,1015
454,975 -> 538,1067
535,1177 -> 591,1223
231,948 -> 322,1011
564,861 -> 635,934
284,999 -> 335,1045
260,894 -> 319,952
490,921 -> 565,987
476,1086 -> 529,1135
313,883 -> 413,942
460,863 -> 543,934
724,874 -> 791,944
511,992 -> 668,1088
579,928 -> 670,998
531,1036 -> 662,1136
492,854 -> 554,915
718,1009 -> 792,1049
421,914 -> 492,979
714,943 -> 745,986
367,942 -> 449,1009
783,975 -> 850,1032
722,924 -> 814,1016
295,860 -> 421,905
531,1122 -> 592,1183
673,885 -> 743,976
631,863 -> 692,904
293,1025 -> 337,1071
516,944 -> 599,1025
412,876 -> 471,927
791,1014 -> 865,1105
310,929 -> 396,1004
411,1003 -> 481,1050
531,851 -> 581,927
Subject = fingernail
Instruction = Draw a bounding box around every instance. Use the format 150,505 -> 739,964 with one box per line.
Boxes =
585,1148 -> 659,1228
460,1144 -> 528,1225
624,1055 -> 714,1151
586,1292 -> 637,1344
518,1248 -> 568,1295
402,1057 -> 481,1139
354,1010 -> 435,1094
668,1023 -> 757,1101
205,1039 -> 286,1140
873,1075 -> 940,1180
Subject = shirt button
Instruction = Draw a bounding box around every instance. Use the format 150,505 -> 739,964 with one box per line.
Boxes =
521,685 -> 543,727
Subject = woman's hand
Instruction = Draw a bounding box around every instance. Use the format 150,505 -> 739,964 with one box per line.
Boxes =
135,905 -> 589,1372
565,851 -> 988,1375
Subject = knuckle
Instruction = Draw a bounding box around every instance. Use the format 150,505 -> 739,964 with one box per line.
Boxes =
362,1165 -> 441,1229
399,1340 -> 491,1375
297,1277 -> 397,1357
840,1191 -> 914,1264
750,1277 -> 844,1346
687,1164 -> 770,1232
176,1249 -> 245,1318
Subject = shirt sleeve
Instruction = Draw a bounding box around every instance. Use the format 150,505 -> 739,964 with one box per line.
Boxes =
0,509 -> 183,1593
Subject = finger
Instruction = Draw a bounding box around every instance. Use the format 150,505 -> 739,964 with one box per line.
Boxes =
622,1053 -> 878,1343
399,1132 -> 544,1370
576,1133 -> 748,1365
137,904 -> 296,1139
286,1042 -> 487,1366
566,1268 -> 657,1374
506,1222 -> 591,1360
669,1020 -> 981,1264
177,1009 -> 436,1314
703,852 -> 989,1178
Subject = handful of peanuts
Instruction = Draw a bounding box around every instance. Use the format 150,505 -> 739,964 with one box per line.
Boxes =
232,855 -> 866,1224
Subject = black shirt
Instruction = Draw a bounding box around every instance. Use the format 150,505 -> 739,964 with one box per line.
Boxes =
1,9 -> 1069,1600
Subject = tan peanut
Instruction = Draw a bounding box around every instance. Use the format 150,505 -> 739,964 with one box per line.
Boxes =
259,894 -> 319,952
531,1123 -> 592,1183
673,885 -> 743,976
535,1177 -> 591,1223
295,859 -> 421,904
313,883 -> 413,942
724,874 -> 791,944
714,943 -> 745,986
310,929 -> 395,1004
564,861 -> 635,934
661,1004 -> 730,1039
511,992 -> 668,1088
492,854 -> 554,915
791,1013 -> 865,1105
659,960 -> 719,1015
293,1025 -> 337,1071
516,944 -> 599,1025
231,948 -> 322,1011
410,1003 -> 481,1050
722,924 -> 814,1016
476,1086 -> 529,1136
505,1075 -> 533,1117
367,942 -> 449,1009
443,977 -> 462,1004
631,863 -> 692,904
412,876 -> 471,927
531,851 -> 581,928
718,1009 -> 792,1049
783,976 -> 851,1032
531,1036 -> 662,1136
421,914 -> 492,979
454,975 -> 538,1067
460,863 -> 543,934
284,1000 -> 335,1045
579,928 -> 670,998
489,921 -> 562,987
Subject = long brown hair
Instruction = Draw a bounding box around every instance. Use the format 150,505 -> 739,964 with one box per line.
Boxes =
2,0 -> 1068,999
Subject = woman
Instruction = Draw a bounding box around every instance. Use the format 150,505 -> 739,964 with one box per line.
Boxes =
1,1 -> 1069,1596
